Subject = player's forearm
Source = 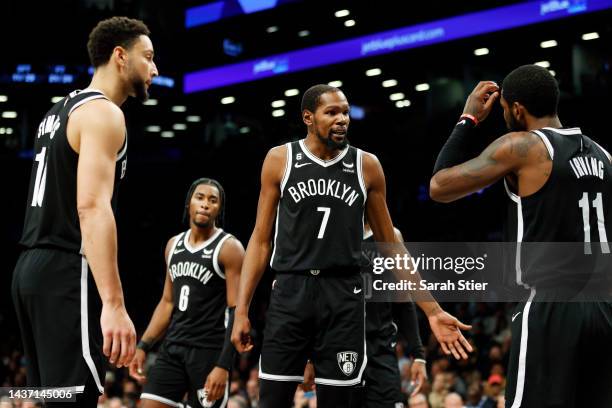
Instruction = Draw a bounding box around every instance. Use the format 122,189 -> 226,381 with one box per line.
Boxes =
432,115 -> 479,176
416,301 -> 443,317
393,303 -> 426,359
78,205 -> 124,306
235,238 -> 270,313
430,168 -> 477,203
141,300 -> 173,344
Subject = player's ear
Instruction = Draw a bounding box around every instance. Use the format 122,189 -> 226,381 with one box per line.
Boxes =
303,109 -> 313,126
512,102 -> 523,121
112,46 -> 128,68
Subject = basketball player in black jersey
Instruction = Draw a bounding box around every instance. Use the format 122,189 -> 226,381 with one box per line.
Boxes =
431,65 -> 612,407
128,178 -> 245,408
12,17 -> 158,407
303,220 -> 428,408
360,221 -> 427,407
231,84 -> 472,408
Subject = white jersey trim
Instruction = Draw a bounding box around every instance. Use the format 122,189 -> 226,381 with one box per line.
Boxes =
510,288 -> 537,408
542,126 -> 582,135
183,228 -> 224,253
503,180 -> 530,289
259,356 -> 305,382
592,140 -> 612,163
68,94 -> 108,117
503,179 -> 520,203
356,149 -> 367,204
80,256 -> 104,394
280,142 -> 292,197
314,294 -> 367,387
532,130 -> 554,160
514,197 -> 531,290
140,393 -> 181,407
299,139 -> 350,167
270,203 -> 281,268
220,379 -> 230,408
167,233 -> 184,267
213,234 -> 232,279
39,385 -> 85,393
116,134 -> 128,161
363,229 -> 374,240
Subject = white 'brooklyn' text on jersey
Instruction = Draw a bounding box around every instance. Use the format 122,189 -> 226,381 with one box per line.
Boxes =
271,139 -> 367,271
164,228 -> 233,348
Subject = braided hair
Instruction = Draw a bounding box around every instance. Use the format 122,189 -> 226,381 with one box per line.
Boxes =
182,178 -> 225,227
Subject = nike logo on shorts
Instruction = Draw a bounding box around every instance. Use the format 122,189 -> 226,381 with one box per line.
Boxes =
512,311 -> 521,322
353,287 -> 362,294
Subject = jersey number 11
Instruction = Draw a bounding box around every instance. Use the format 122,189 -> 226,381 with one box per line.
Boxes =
578,192 -> 610,254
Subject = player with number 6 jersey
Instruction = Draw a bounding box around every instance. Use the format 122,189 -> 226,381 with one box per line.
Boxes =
129,178 -> 245,408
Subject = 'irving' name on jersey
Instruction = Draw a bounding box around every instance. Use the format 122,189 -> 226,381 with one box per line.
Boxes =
569,155 -> 606,180
169,261 -> 214,285
286,178 -> 360,206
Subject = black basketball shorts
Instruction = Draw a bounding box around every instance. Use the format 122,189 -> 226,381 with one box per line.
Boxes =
259,271 -> 366,386
141,343 -> 228,408
505,291 -> 612,408
360,333 -> 405,408
11,248 -> 106,399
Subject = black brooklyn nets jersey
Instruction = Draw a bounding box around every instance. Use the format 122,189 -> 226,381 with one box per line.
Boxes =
20,89 -> 127,253
165,229 -> 233,348
362,231 -> 395,338
270,140 -> 367,271
504,127 -> 612,287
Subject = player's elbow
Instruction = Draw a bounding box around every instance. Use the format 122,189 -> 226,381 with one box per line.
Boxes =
77,197 -> 111,222
429,176 -> 452,203
77,201 -> 97,221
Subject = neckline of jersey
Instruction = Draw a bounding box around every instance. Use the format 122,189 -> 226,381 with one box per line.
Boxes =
299,139 -> 350,167
183,228 -> 224,253
541,127 -> 582,135
79,88 -> 106,96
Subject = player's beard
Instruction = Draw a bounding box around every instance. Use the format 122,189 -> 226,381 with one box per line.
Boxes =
316,129 -> 348,150
128,70 -> 149,102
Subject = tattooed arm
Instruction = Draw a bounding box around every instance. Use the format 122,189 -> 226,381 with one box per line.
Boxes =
430,131 -> 544,203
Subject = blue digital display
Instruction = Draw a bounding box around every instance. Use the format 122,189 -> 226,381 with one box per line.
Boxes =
152,76 -> 176,88
184,0 -> 612,93
3,65 -> 174,88
186,0 -> 302,28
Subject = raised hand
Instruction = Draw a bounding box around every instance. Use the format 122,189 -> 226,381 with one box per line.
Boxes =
463,81 -> 500,123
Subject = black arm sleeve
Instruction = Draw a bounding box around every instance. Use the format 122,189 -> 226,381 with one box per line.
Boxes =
392,302 -> 425,360
216,306 -> 236,371
432,118 -> 478,175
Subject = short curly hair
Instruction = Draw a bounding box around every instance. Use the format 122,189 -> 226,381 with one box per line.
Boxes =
502,64 -> 559,118
87,17 -> 151,68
